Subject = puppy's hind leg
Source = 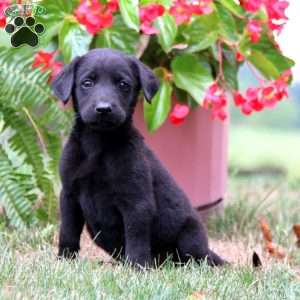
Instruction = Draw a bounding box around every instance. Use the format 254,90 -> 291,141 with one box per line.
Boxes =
176,217 -> 225,266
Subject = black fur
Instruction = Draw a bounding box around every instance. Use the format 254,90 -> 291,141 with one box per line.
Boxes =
52,48 -> 225,267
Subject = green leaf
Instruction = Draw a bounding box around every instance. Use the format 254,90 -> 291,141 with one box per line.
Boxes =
96,16 -> 139,54
223,48 -> 238,90
140,0 -> 172,7
39,0 -> 79,44
215,2 -> 238,41
59,18 -> 92,63
155,13 -> 177,53
181,13 -> 219,53
41,0 -> 78,16
217,0 -> 245,17
144,80 -> 172,132
119,0 -> 140,31
171,54 -> 213,104
241,34 -> 295,79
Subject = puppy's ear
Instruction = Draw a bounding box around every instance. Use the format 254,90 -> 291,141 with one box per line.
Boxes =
52,57 -> 81,104
132,58 -> 160,103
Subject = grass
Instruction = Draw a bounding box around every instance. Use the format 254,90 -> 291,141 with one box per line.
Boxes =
229,125 -> 300,180
1,125 -> 300,299
0,176 -> 300,300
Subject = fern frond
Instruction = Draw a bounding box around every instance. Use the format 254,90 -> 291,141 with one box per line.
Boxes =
0,104 -> 59,223
0,129 -> 38,228
0,47 -> 72,131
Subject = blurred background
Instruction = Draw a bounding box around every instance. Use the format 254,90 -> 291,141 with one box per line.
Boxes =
229,0 -> 300,183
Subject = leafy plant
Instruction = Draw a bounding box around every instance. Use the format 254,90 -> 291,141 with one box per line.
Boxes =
0,0 -> 294,227
0,48 -> 71,227
35,0 -> 294,128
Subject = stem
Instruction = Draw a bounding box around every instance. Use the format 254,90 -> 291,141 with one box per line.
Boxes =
136,34 -> 150,59
216,40 -> 225,82
22,107 -> 48,156
246,61 -> 265,84
219,37 -> 238,48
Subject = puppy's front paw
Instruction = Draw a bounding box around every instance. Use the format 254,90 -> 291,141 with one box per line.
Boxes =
125,255 -> 153,270
58,247 -> 79,259
207,250 -> 228,267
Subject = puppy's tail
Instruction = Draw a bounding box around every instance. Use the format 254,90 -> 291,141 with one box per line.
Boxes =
207,250 -> 228,267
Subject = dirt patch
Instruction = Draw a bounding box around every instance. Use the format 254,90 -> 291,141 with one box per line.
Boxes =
210,239 -> 270,266
78,229 -> 273,267
49,228 -> 294,268
80,230 -> 113,263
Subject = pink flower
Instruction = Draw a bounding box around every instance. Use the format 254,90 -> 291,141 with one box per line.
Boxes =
233,69 -> 291,116
189,0 -> 213,15
107,0 -> 119,13
169,0 -> 192,24
241,0 -> 263,13
265,0 -> 288,21
234,91 -> 246,106
32,51 -> 63,83
74,0 -> 118,35
246,19 -> 262,43
241,0 -> 289,34
203,83 -> 228,121
139,4 -> 165,35
241,102 -> 253,115
265,0 -> 289,33
169,0 -> 213,25
0,0 -> 11,27
169,104 -> 190,125
235,51 -> 245,62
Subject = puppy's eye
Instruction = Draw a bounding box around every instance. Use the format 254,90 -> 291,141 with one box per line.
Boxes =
118,80 -> 130,90
81,79 -> 94,89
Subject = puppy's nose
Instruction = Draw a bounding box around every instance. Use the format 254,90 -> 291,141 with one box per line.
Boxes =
95,103 -> 112,114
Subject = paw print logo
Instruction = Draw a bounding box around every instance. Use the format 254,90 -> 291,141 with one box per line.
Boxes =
5,16 -> 45,48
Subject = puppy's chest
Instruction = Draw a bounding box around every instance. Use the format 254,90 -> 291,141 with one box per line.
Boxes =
77,162 -> 122,231
75,150 -> 126,200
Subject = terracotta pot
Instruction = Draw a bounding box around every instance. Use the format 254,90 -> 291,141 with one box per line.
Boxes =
133,103 -> 228,219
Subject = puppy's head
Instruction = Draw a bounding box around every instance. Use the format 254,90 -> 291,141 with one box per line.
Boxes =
52,48 -> 159,131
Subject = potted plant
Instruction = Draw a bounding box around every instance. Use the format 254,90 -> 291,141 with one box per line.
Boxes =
0,0 -> 294,227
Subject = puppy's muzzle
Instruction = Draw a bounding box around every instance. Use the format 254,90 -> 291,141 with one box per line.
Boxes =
95,102 -> 112,115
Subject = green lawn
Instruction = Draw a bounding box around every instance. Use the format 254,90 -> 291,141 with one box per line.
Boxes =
1,176 -> 300,300
230,126 -> 300,180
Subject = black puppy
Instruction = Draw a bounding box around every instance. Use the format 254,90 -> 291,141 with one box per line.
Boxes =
52,48 -> 224,267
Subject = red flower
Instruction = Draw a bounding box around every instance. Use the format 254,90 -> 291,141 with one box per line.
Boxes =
268,21 -> 284,33
266,0 -> 289,33
51,61 -> 64,83
74,0 -> 117,35
32,51 -> 63,83
241,0 -> 263,13
241,102 -> 253,115
189,0 -> 213,15
265,0 -> 288,21
241,0 -> 289,34
107,0 -> 119,13
169,0 -> 191,25
233,70 -> 291,116
250,99 -> 264,111
139,4 -> 165,35
169,0 -> 213,25
234,91 -> 246,106
246,19 -> 262,43
169,104 -> 190,125
203,83 -> 228,121
0,0 -> 11,27
235,51 -> 245,62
